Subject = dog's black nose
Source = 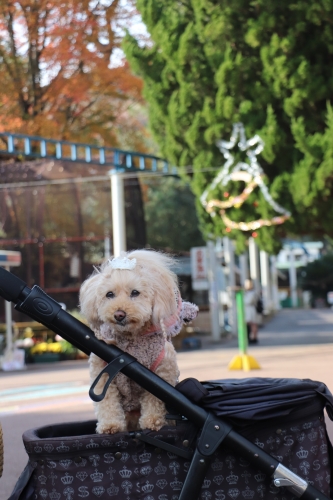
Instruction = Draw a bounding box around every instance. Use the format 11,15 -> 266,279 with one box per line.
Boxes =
114,310 -> 126,323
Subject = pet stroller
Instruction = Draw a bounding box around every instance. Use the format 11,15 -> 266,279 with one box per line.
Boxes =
1,267 -> 333,500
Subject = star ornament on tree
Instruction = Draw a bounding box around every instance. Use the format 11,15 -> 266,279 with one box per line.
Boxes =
200,123 -> 291,231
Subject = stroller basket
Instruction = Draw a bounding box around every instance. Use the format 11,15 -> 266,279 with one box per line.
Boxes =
1,267 -> 332,500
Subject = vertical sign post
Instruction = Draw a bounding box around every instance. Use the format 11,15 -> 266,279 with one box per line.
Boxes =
0,251 -> 23,370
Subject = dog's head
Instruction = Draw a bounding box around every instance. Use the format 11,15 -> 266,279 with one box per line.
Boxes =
79,250 -> 179,337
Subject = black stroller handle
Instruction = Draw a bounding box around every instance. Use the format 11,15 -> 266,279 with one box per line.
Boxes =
0,267 -> 330,500
0,266 -> 29,303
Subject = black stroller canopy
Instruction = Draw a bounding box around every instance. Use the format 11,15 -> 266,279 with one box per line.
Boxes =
177,377 -> 333,424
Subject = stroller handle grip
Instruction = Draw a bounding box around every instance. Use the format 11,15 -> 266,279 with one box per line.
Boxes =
0,266 -> 30,303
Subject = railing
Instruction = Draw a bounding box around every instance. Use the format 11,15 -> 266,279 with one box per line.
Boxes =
0,132 -> 177,174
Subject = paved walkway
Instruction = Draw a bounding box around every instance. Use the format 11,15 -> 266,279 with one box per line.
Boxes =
196,307 -> 333,349
1,308 -> 333,499
178,308 -> 333,385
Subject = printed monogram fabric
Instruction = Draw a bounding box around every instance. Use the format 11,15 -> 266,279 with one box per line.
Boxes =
13,411 -> 331,500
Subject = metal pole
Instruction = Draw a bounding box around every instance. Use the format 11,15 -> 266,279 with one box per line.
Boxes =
260,250 -> 271,314
215,238 -> 226,333
223,237 -> 237,335
104,235 -> 111,259
38,242 -> 45,289
239,253 -> 248,287
4,265 -> 13,355
216,266 -> 226,334
207,241 -> 220,341
249,237 -> 260,294
270,255 -> 280,311
110,170 -> 126,256
289,246 -> 298,307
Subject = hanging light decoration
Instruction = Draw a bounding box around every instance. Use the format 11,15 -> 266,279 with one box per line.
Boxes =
200,123 -> 291,231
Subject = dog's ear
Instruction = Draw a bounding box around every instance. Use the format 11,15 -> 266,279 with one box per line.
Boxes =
79,273 -> 103,330
151,270 -> 178,326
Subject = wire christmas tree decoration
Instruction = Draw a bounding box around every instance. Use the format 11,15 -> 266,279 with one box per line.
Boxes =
200,123 -> 291,231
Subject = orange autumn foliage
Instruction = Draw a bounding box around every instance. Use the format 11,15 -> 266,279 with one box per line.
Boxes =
0,0 -> 147,150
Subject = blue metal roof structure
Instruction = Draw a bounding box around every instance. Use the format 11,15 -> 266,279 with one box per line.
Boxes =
0,131 -> 176,174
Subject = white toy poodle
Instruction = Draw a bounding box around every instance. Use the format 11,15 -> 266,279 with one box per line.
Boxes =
79,249 -> 198,434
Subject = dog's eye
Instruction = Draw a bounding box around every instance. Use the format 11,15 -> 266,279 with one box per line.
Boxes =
130,290 -> 140,297
106,291 -> 115,299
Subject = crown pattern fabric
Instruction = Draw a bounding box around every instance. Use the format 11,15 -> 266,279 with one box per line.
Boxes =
9,403 -> 332,500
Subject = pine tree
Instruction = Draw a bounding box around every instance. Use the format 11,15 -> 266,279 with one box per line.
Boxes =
124,0 -> 333,253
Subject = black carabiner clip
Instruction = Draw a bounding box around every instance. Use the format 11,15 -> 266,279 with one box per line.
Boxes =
89,354 -> 135,402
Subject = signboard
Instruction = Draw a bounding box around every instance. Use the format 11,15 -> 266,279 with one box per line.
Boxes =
191,246 -> 209,290
0,250 -> 21,267
327,291 -> 333,305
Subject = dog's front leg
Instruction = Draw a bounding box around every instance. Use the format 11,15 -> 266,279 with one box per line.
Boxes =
89,354 -> 127,434
94,381 -> 127,434
139,343 -> 179,431
139,390 -> 167,432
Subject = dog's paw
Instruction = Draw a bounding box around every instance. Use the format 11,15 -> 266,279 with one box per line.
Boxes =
96,422 -> 127,435
139,415 -> 167,432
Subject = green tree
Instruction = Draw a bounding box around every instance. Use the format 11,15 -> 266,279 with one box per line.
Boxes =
124,0 -> 333,253
300,254 -> 333,305
142,176 -> 204,251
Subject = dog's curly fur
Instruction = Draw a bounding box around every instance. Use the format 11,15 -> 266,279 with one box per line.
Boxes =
79,249 -> 198,435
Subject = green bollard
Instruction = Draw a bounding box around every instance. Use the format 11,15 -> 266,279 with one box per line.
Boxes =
235,290 -> 248,355
228,288 -> 261,371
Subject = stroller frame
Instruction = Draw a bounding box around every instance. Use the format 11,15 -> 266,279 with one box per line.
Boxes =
0,266 -> 330,500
